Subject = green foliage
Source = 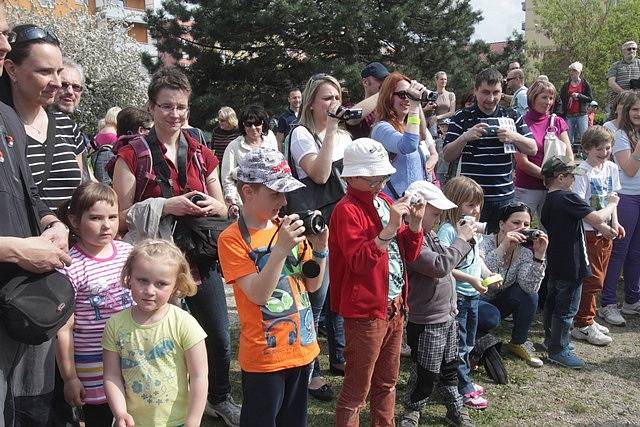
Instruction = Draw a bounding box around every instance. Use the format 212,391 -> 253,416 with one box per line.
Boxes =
7,3 -> 149,133
146,0 -> 525,129
531,0 -> 640,107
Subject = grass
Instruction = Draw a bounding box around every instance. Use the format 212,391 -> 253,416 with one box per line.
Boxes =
203,290 -> 640,426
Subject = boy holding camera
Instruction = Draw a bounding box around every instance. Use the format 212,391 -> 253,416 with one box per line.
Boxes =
217,148 -> 327,426
400,180 -> 476,427
329,138 -> 425,427
540,156 -> 619,369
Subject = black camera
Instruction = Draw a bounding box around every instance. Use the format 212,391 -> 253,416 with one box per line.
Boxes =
422,90 -> 438,103
521,228 -> 542,244
329,106 -> 363,121
294,210 -> 326,235
190,193 -> 206,204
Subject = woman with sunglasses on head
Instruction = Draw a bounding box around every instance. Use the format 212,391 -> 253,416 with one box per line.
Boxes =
477,202 -> 548,368
221,105 -> 277,216
0,25 -> 85,212
111,67 -> 241,426
285,73 -> 352,402
371,72 -> 437,199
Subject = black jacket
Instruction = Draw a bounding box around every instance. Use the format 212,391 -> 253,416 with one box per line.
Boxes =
559,78 -> 593,117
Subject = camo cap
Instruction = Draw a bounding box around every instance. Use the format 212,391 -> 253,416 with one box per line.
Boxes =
236,147 -> 305,193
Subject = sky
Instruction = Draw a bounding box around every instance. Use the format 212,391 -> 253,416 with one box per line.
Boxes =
470,0 -> 524,43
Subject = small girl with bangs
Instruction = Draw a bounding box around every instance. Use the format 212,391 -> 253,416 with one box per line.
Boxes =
103,240 -> 208,427
57,182 -> 134,426
437,176 -> 495,410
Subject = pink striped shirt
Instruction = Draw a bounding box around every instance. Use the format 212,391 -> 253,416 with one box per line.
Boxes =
63,240 -> 133,405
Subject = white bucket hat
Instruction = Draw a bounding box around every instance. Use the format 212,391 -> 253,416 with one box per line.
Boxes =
405,180 -> 457,210
341,138 -> 396,178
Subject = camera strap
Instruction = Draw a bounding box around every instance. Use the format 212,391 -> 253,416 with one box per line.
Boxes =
147,129 -> 190,198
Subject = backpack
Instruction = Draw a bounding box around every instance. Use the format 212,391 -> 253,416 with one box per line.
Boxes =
89,143 -> 116,185
106,130 -> 208,203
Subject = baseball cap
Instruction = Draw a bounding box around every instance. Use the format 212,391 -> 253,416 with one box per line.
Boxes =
541,156 -> 586,178
236,147 -> 305,193
405,181 -> 457,210
590,100 -> 599,107
361,62 -> 389,79
341,138 -> 396,178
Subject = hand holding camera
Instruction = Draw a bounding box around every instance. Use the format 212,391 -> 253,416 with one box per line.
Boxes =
163,191 -> 207,217
274,214 -> 306,256
456,218 -> 477,242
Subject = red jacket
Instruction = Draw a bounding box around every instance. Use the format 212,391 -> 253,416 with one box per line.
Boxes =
328,186 -> 424,319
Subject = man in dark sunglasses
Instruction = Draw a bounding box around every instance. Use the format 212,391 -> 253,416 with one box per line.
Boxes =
607,40 -> 640,115
0,5 -> 72,426
54,57 -> 85,116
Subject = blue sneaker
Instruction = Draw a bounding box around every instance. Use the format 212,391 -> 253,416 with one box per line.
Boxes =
547,349 -> 585,369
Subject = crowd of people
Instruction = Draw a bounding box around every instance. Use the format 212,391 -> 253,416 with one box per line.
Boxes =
1,2 -> 640,425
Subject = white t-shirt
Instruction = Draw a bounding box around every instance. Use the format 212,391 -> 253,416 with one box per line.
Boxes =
290,126 -> 351,179
603,120 -> 618,134
612,129 -> 640,195
572,160 -> 621,231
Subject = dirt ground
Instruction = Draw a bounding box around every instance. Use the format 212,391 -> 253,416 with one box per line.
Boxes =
203,287 -> 640,426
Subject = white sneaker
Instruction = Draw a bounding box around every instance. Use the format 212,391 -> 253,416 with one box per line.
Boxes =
592,320 -> 610,335
571,323 -> 613,346
621,300 -> 640,315
597,304 -> 626,326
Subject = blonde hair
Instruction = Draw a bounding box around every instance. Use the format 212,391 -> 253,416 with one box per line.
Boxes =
299,74 -> 342,135
527,80 -> 556,111
442,176 -> 484,226
104,107 -> 122,127
581,125 -> 613,151
434,71 -> 447,80
218,106 -> 238,128
121,240 -> 197,298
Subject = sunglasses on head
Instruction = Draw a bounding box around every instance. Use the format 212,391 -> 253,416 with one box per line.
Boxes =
309,73 -> 328,84
11,26 -> 60,46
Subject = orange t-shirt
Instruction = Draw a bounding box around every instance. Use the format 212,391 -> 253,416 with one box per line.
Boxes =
217,222 -> 320,373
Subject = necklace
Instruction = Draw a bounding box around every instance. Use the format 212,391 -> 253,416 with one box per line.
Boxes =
18,109 -> 47,137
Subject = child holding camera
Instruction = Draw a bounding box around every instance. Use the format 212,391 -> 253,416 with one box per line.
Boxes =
437,176 -> 495,410
571,126 -> 625,346
540,156 -> 619,369
329,138 -> 425,427
400,181 -> 476,427
217,148 -> 327,426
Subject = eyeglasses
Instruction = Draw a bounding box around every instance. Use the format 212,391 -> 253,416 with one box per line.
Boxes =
11,26 -> 60,46
154,103 -> 189,115
506,77 -> 517,82
361,175 -> 391,188
61,81 -> 83,93
243,121 -> 262,128
0,30 -> 16,43
627,47 -> 638,51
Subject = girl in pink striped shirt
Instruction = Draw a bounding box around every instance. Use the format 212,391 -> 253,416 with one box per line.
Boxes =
57,182 -> 133,426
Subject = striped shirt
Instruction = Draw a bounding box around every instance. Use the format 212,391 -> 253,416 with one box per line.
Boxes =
444,105 -> 532,201
63,240 -> 134,405
26,111 -> 84,211
607,58 -> 640,104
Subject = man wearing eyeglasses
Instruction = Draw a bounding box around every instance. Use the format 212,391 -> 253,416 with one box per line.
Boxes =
607,41 -> 640,115
54,58 -> 84,116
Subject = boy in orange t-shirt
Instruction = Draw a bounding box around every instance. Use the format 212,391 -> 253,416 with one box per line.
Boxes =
217,147 -> 328,427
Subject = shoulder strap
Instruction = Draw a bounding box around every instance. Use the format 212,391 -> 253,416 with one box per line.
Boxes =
238,213 -> 252,247
176,131 -> 189,190
146,130 -> 174,199
37,111 -> 58,193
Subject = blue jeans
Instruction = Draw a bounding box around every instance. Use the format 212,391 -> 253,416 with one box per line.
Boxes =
490,285 -> 538,344
543,278 -> 582,354
476,300 -> 501,337
456,294 -> 479,396
565,114 -> 588,145
323,290 -> 345,366
309,267 -> 329,378
186,262 -> 231,403
480,196 -> 514,234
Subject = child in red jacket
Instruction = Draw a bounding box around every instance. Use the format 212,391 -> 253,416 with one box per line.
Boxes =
329,138 -> 425,427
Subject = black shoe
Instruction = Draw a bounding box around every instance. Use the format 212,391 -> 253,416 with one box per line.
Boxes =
329,364 -> 345,376
308,383 -> 334,401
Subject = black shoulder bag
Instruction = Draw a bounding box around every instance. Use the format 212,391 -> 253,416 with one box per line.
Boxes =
0,123 -> 74,345
283,125 -> 346,221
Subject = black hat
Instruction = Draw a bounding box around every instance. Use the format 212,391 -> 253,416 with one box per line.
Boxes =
361,62 -> 390,79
